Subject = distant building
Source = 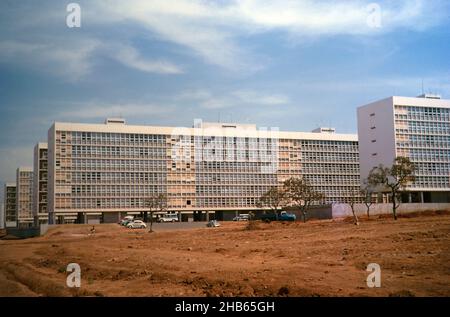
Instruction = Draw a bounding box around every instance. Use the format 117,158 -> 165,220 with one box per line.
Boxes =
16,167 -> 34,227
33,142 -> 48,224
4,183 -> 17,228
47,119 -> 360,223
357,95 -> 450,203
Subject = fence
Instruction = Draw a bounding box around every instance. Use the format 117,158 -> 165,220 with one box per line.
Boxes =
331,203 -> 450,218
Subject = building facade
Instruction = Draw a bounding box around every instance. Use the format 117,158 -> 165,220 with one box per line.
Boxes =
16,167 -> 34,227
47,119 -> 359,223
3,183 -> 17,227
357,95 -> 450,203
33,142 -> 48,224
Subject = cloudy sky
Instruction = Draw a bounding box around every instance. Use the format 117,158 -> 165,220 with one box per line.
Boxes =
1,0 -> 450,185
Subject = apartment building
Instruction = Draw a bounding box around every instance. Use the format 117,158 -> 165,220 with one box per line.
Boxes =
16,167 -> 34,227
33,142 -> 48,224
3,183 -> 17,227
47,118 -> 359,223
357,95 -> 450,203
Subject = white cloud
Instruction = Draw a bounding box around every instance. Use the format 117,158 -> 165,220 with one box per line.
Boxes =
0,39 -> 99,80
1,1 -> 447,76
0,38 -> 184,80
95,0 -> 448,71
177,88 -> 290,109
56,101 -> 177,120
232,90 -> 289,105
109,44 -> 183,74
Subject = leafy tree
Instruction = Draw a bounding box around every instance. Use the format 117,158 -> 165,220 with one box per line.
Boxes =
283,177 -> 325,223
367,157 -> 415,220
257,187 -> 287,220
145,193 -> 167,232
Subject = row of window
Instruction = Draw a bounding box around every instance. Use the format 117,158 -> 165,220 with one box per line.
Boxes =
71,172 -> 167,183
410,176 -> 449,188
302,152 -> 359,162
72,159 -> 167,171
396,128 -> 450,135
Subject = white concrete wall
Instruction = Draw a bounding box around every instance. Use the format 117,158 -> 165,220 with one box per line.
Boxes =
357,97 -> 396,182
47,124 -> 55,224
332,203 -> 450,218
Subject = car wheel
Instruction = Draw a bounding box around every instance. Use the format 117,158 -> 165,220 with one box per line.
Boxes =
172,219 -> 176,223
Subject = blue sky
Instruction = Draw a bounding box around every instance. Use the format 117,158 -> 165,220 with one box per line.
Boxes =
1,0 -> 450,185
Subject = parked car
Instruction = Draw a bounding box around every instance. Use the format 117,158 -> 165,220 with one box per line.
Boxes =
120,215 -> 134,226
158,213 -> 179,223
233,214 -> 249,221
206,220 -> 221,227
258,211 -> 296,222
127,220 -> 147,229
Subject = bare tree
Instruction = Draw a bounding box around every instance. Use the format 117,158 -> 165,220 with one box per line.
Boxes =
360,181 -> 375,219
368,157 -> 416,220
145,193 -> 167,232
344,188 -> 363,225
257,187 -> 287,220
283,177 -> 325,223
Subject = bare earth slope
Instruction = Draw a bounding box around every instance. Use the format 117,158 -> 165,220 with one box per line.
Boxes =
0,214 -> 449,297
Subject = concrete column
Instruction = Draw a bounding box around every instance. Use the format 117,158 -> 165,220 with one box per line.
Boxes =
206,211 -> 210,222
178,211 -> 182,222
408,193 -> 412,203
420,192 -> 424,203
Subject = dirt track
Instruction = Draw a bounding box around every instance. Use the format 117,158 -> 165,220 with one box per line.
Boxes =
0,213 -> 449,297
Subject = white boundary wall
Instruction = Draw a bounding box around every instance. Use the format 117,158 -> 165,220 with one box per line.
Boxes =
332,203 -> 450,218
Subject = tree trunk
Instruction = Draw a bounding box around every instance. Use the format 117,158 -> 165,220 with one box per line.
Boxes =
392,195 -> 398,220
302,211 -> 307,223
351,205 -> 359,225
366,205 -> 370,219
149,212 -> 154,232
143,211 -> 148,223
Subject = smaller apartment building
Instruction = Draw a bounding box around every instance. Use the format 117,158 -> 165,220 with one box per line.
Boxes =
33,142 -> 48,224
16,167 -> 34,227
3,183 -> 17,227
357,95 -> 450,203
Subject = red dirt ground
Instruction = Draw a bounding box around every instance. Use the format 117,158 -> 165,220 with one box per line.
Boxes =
0,213 -> 449,297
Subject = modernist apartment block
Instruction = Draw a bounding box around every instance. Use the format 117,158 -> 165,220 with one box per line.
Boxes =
3,183 -> 17,227
47,119 -> 360,223
33,142 -> 48,224
16,167 -> 34,226
358,95 -> 450,203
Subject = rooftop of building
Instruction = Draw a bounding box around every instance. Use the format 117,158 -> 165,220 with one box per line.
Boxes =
358,95 -> 450,110
17,166 -> 33,172
50,119 -> 357,142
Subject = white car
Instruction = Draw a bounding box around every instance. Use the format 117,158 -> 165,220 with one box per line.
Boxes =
206,220 -> 221,227
158,214 -> 179,223
127,220 -> 147,229
120,215 -> 134,226
233,214 -> 249,221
